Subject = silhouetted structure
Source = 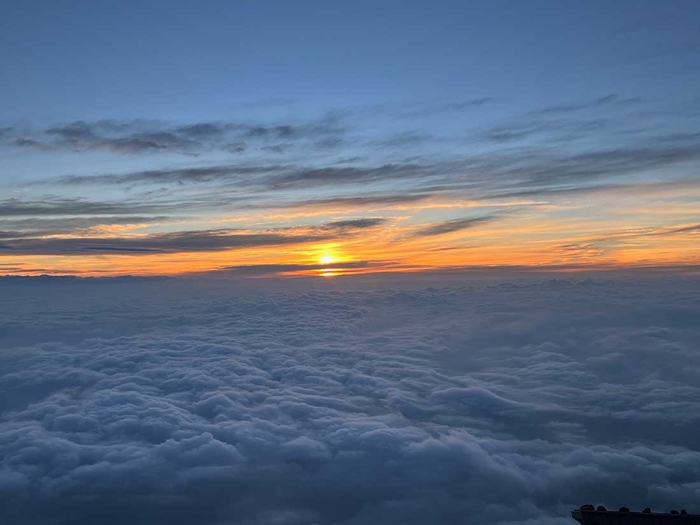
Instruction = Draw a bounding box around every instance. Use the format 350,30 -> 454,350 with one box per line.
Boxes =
573,506 -> 700,525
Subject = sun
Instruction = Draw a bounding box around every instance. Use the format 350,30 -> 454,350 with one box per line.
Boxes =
319,253 -> 336,265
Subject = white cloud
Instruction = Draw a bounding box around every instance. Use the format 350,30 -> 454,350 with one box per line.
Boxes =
0,274 -> 699,524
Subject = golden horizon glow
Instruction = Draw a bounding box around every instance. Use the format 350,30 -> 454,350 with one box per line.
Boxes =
319,253 -> 337,265
3,185 -> 700,277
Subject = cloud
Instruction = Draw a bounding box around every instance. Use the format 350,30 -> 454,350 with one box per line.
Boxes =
650,223 -> 700,236
259,192 -> 433,211
480,94 -> 649,145
533,94 -> 632,115
14,94 -> 697,216
378,132 -> 434,148
0,216 -> 169,237
39,162 -> 450,194
32,121 -> 202,154
175,123 -> 230,138
4,96 -> 699,272
554,243 -> 604,259
48,164 -> 285,187
400,97 -> 494,118
0,229 -> 326,255
270,163 -> 448,189
0,197 -> 175,217
223,260 -> 392,276
33,132 -> 700,209
0,275 -> 699,524
0,218 -> 386,255
244,125 -> 296,139
322,218 -> 388,230
479,178 -> 700,201
411,215 -> 498,237
46,120 -> 101,140
3,117 -> 347,156
12,138 -> 56,151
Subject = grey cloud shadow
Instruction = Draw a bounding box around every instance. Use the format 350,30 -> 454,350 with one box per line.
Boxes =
411,215 -> 500,238
0,217 -> 387,256
0,197 -> 177,217
5,116 -> 349,156
0,216 -> 170,236
223,260 -> 398,276
35,133 -> 700,208
0,230 -> 331,255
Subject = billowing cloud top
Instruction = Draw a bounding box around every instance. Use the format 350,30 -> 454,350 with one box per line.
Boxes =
1,274 -> 699,524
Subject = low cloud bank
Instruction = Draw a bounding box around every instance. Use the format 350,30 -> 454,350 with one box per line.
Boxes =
1,275 -> 699,524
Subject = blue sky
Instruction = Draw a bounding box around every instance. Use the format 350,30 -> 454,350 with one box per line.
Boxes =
1,0 -> 699,275
2,0 -> 698,123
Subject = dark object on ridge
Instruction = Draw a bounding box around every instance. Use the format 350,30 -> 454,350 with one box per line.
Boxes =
572,505 -> 700,525
683,512 -> 689,516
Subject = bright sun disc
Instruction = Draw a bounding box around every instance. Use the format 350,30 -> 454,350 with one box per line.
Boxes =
319,254 -> 336,265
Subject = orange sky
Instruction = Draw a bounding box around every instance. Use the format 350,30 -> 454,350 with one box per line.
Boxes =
4,185 -> 700,277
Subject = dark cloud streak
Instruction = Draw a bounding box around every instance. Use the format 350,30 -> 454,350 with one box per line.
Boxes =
411,215 -> 499,237
4,117 -> 348,156
0,230 -> 330,255
0,198 -> 175,217
0,217 -> 387,255
223,260 -> 394,275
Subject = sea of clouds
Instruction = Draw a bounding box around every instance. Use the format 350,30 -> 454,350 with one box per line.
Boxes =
1,273 -> 699,525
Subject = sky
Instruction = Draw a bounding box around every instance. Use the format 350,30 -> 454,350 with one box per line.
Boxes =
2,5 -> 700,522
1,0 -> 700,276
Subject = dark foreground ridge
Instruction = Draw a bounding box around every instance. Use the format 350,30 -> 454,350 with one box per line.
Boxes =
573,506 -> 700,525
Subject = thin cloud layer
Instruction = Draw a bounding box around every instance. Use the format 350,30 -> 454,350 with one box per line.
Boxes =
1,275 -> 699,524
26,139 -> 700,209
0,197 -> 176,217
0,219 -> 385,255
2,116 -> 348,156
223,260 -> 394,276
2,93 -> 699,274
412,215 -> 499,237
